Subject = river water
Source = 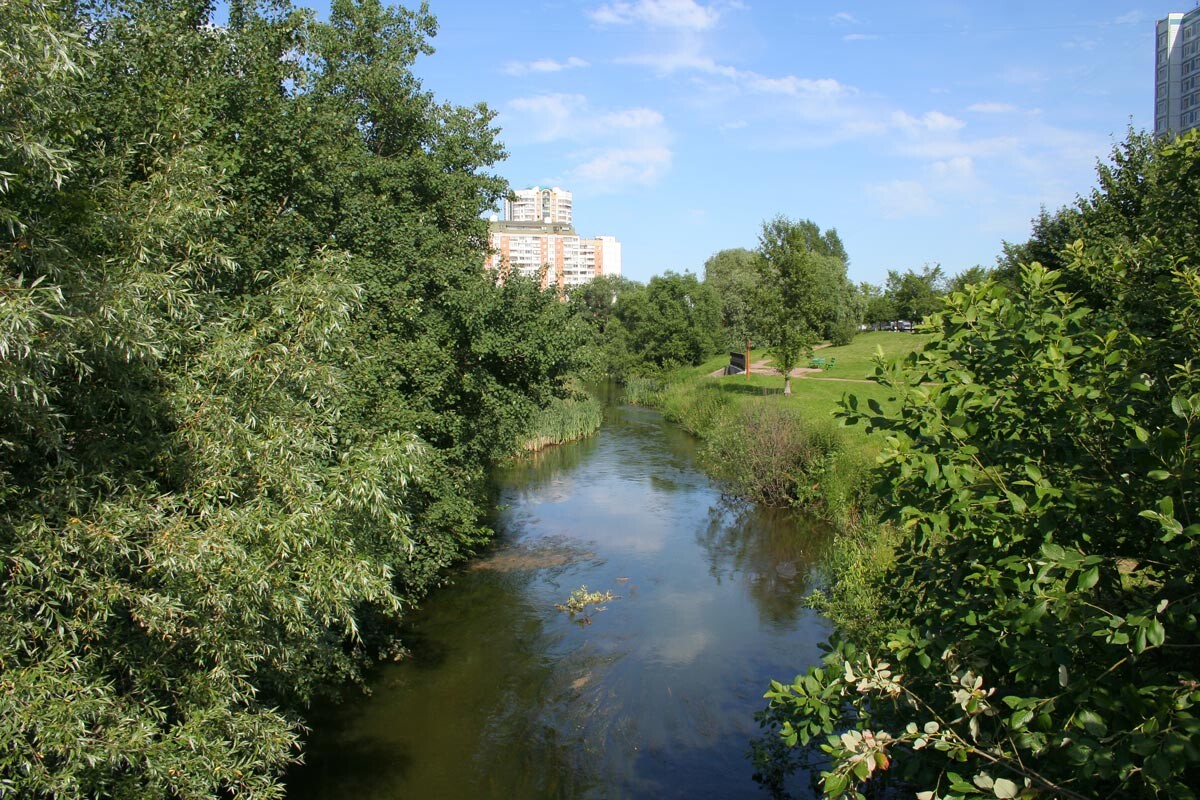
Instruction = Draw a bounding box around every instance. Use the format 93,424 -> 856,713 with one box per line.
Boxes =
290,406 -> 833,798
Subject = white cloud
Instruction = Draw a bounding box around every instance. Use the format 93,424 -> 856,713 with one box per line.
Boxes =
1063,36 -> 1098,51
572,145 -> 673,190
930,156 -> 981,193
831,11 -> 859,25
1114,10 -> 1145,25
968,101 -> 1018,114
503,56 -> 590,76
506,93 -> 589,142
843,33 -> 879,42
1000,67 -> 1048,88
589,0 -> 726,31
501,93 -> 673,193
619,50 -> 853,101
868,155 -> 982,221
890,110 -> 966,134
867,180 -> 937,219
601,108 -> 666,128
618,50 -> 737,77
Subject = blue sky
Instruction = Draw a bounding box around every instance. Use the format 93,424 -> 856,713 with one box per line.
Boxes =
307,1 -> 1176,286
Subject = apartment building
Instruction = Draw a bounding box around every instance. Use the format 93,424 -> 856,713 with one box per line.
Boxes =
504,186 -> 574,226
1156,8 -> 1200,136
486,188 -> 621,293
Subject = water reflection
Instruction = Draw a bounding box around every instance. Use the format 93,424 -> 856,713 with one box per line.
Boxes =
290,406 -> 832,799
697,498 -> 833,628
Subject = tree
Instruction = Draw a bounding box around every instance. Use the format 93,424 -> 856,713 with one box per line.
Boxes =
946,264 -> 991,293
752,217 -> 851,394
762,129 -> 1200,799
884,263 -> 946,323
0,0 -> 589,795
703,247 -> 760,350
567,274 -> 641,378
995,205 -> 1081,283
859,282 -> 895,328
616,272 -> 721,368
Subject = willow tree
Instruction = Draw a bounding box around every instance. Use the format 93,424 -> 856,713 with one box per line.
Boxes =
0,0 -> 585,796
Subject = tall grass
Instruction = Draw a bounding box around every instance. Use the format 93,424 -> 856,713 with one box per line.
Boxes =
522,393 -> 603,452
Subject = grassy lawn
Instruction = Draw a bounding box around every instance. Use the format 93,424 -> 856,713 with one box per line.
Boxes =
674,331 -> 931,427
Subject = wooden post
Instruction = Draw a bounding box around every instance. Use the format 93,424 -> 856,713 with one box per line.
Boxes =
745,338 -> 751,380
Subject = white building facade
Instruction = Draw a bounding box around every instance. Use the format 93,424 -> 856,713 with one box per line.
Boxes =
503,186 -> 574,226
1156,9 -> 1200,136
486,188 -> 621,293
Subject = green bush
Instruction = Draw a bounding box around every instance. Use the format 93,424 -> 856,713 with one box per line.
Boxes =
827,319 -> 858,347
657,381 -> 734,437
700,401 -> 841,508
763,259 -> 1200,798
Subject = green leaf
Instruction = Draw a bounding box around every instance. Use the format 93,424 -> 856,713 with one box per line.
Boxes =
1077,709 -> 1107,737
1076,566 -> 1099,591
824,772 -> 848,796
993,778 -> 1019,798
1147,618 -> 1166,648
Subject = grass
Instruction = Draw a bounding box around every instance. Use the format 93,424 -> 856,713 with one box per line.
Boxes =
620,331 -> 929,526
667,331 -> 932,430
522,392 -> 604,452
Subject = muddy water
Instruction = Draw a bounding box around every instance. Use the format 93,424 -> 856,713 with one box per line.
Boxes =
290,406 -> 833,798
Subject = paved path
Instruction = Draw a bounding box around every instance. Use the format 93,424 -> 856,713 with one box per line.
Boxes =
712,348 -> 872,383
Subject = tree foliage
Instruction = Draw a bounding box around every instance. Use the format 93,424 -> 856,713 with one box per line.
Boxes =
752,217 -> 853,393
884,263 -> 946,323
761,130 -> 1200,799
0,1 -> 583,796
703,247 -> 760,349
615,272 -> 722,369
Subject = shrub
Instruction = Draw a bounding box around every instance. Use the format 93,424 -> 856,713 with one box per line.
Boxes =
701,401 -> 842,508
763,259 -> 1200,798
827,319 -> 858,347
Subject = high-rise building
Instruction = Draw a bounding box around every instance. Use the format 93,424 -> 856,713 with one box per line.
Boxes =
1156,8 -> 1200,136
486,188 -> 621,294
504,186 -> 574,225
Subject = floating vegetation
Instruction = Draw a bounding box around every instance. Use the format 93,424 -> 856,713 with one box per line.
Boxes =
555,585 -> 619,625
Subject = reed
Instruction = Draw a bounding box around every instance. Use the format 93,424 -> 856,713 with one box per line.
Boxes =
522,393 -> 603,452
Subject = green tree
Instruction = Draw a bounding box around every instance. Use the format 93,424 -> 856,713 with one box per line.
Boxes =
617,272 -> 721,368
762,130 -> 1200,799
0,0 -> 589,795
995,205 -> 1081,283
859,282 -> 895,328
567,274 -> 641,378
946,264 -> 991,293
703,247 -> 760,350
884,263 -> 946,323
752,216 -> 851,394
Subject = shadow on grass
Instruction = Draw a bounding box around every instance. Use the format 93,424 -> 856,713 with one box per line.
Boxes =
713,381 -> 785,396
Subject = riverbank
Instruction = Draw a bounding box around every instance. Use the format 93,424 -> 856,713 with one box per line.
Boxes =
621,331 -> 931,656
623,332 -> 928,527
289,405 -> 836,799
520,391 -> 604,453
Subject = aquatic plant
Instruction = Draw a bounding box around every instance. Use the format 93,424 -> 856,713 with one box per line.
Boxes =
555,585 -> 618,625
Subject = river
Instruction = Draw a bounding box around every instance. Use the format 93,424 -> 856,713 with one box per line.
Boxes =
289,405 -> 834,798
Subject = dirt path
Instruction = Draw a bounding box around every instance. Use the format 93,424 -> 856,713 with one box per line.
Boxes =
710,345 -> 856,381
